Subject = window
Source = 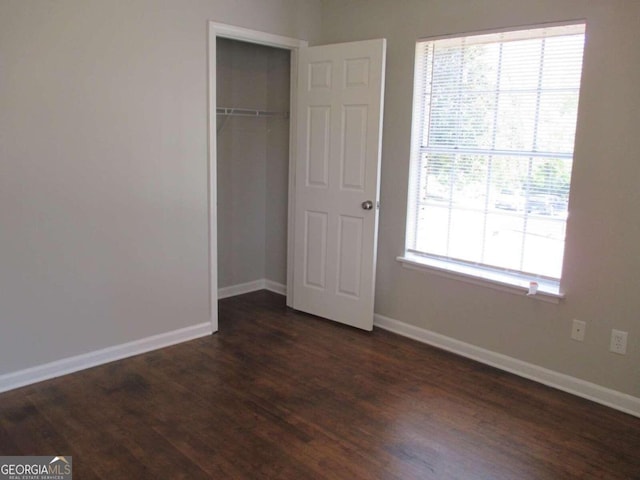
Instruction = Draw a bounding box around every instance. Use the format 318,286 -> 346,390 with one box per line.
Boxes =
404,23 -> 586,295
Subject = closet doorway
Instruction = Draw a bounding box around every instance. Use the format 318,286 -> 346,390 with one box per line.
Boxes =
216,36 -> 291,305
208,24 -> 306,333
208,23 -> 386,334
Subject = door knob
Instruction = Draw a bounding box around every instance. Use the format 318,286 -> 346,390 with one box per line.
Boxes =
361,200 -> 374,210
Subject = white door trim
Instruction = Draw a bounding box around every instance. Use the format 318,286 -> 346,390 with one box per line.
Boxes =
209,22 -> 307,49
207,22 -> 308,332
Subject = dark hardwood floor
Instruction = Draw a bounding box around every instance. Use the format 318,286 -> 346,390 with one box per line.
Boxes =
1,290 -> 639,479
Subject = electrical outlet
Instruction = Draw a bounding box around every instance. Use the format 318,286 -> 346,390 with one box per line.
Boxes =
571,319 -> 586,341
610,329 -> 628,355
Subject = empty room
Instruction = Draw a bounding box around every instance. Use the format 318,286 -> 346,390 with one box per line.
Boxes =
1,0 -> 639,478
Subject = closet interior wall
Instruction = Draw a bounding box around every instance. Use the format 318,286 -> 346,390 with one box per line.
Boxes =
216,38 -> 291,290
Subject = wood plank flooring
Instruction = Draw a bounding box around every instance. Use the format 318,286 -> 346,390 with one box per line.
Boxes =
1,290 -> 639,479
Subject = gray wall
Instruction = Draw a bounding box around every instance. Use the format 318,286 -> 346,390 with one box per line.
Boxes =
265,46 -> 292,286
0,0 -> 318,375
320,0 -> 640,397
216,39 -> 290,288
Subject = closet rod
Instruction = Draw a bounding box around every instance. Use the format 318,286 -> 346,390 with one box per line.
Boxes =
216,107 -> 289,118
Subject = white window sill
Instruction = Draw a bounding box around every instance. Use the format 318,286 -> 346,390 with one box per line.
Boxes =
396,253 -> 564,304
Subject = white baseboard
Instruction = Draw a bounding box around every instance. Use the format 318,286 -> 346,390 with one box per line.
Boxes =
218,279 -> 286,299
218,280 -> 267,299
264,279 -> 287,296
0,280 -> 287,394
0,322 -> 212,394
374,313 -> 640,418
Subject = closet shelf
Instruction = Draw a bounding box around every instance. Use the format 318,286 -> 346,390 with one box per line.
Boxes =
216,107 -> 289,119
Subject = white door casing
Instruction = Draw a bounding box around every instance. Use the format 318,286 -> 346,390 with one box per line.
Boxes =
293,39 -> 386,331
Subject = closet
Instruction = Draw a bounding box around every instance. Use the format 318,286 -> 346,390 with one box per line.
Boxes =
216,38 -> 291,293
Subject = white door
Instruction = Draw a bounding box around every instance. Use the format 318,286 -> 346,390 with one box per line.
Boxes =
292,39 -> 386,331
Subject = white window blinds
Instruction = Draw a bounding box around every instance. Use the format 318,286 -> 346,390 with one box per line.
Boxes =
407,24 -> 586,280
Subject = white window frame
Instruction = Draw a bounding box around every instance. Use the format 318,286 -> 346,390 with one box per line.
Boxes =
398,22 -> 587,303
